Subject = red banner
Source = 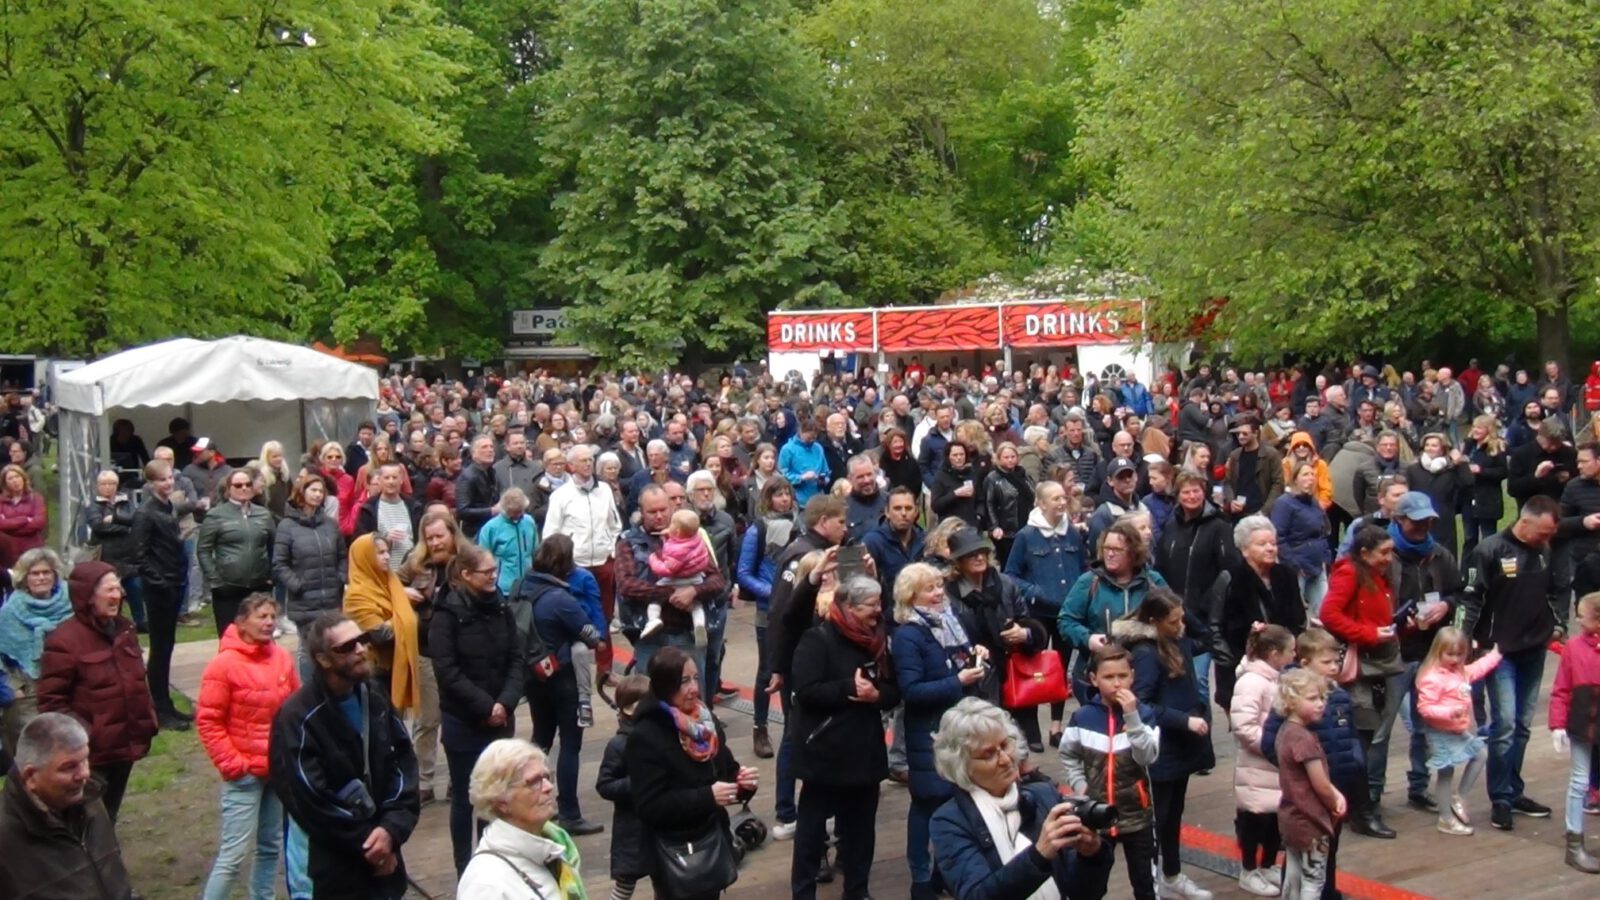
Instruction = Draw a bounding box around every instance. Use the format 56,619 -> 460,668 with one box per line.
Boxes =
766,312 -> 875,352
878,306 -> 1000,352
1000,300 -> 1142,347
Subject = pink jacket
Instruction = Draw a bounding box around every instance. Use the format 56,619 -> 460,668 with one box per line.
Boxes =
1416,647 -> 1502,734
1229,658 -> 1281,814
649,533 -> 710,580
1551,631 -> 1600,738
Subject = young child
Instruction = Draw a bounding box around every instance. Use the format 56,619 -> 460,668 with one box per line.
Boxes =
1275,668 -> 1346,900
1550,592 -> 1600,873
644,508 -> 709,639
1415,627 -> 1500,835
1231,624 -> 1295,896
595,674 -> 653,900
1262,627 -> 1362,900
1061,643 -> 1161,900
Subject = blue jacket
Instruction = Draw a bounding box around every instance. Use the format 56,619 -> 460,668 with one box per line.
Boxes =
1270,492 -> 1331,578
516,572 -> 598,667
778,436 -> 828,505
1117,619 -> 1215,782
1262,665 -> 1365,788
862,521 -> 925,598
1142,492 -> 1176,547
1005,520 -> 1085,618
891,615 -> 980,801
1120,382 -> 1154,417
477,512 -> 539,595
931,780 -> 1115,900
568,566 -> 605,632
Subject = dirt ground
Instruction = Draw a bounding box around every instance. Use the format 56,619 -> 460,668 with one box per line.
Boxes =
119,728 -> 221,899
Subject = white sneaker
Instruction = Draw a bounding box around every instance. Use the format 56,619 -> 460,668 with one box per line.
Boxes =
1262,867 -> 1282,889
1237,869 -> 1276,897
770,820 -> 797,841
1160,873 -> 1214,900
279,618 -> 298,635
640,619 -> 663,638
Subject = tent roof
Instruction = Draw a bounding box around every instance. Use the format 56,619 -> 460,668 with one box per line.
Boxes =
56,336 -> 381,415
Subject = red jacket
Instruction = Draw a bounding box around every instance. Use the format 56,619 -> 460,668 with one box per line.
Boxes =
197,624 -> 300,780
36,561 -> 159,767
1320,557 -> 1395,648
1585,363 -> 1600,413
1550,630 -> 1600,743
0,491 -> 46,567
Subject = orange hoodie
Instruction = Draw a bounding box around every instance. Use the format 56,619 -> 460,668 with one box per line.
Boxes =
1282,431 -> 1333,509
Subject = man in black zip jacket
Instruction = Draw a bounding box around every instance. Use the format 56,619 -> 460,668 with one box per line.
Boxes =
270,613 -> 420,900
763,494 -> 849,838
1507,419 -> 1576,509
1460,495 -> 1564,832
132,458 -> 192,731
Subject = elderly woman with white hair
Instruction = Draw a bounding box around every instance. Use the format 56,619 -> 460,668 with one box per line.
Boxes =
0,547 -> 72,753
929,698 -> 1111,900
478,488 -> 539,596
1209,515 -> 1305,711
789,574 -> 901,899
455,738 -> 588,899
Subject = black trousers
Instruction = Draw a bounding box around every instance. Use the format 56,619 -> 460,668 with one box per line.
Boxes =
1083,826 -> 1159,900
95,761 -> 134,822
792,781 -> 879,900
1152,776 -> 1190,878
1236,809 -> 1282,871
211,583 -> 268,638
144,581 -> 182,712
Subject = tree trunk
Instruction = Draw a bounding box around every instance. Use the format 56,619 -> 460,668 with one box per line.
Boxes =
1536,301 -> 1570,371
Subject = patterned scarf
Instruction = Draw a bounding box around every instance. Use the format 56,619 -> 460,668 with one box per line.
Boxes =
828,599 -> 887,663
913,604 -> 972,654
0,583 -> 73,679
661,699 -> 719,763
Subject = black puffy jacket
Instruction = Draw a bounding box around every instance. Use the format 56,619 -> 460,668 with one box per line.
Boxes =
429,586 -> 526,726
273,509 -> 347,627
931,462 -> 982,528
1153,503 -> 1238,605
791,620 -> 901,786
85,496 -> 139,577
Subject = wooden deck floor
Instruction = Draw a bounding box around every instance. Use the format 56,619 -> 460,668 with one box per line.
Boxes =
166,605 -> 1592,899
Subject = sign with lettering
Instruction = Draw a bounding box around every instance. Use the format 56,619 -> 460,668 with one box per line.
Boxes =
1000,300 -> 1143,348
766,312 -> 876,352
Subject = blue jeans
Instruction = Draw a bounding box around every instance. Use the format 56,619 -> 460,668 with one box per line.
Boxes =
1193,651 -> 1212,712
1299,569 -> 1329,618
1569,740 -> 1595,834
703,602 -> 728,700
285,816 -> 311,900
202,775 -> 283,900
1360,668 -> 1409,804
754,622 -> 771,727
632,628 -> 708,689
1486,645 -> 1547,805
776,686 -> 797,824
442,713 -> 512,876
528,669 -> 584,823
906,794 -> 943,884
122,575 -> 146,628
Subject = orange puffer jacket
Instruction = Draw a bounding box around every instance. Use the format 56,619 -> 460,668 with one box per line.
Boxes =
197,624 -> 300,780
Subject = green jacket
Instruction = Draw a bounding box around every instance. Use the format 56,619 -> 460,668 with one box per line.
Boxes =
197,500 -> 274,588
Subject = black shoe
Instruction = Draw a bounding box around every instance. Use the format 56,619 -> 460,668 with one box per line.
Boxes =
1511,796 -> 1552,817
157,710 -> 191,731
1027,740 -> 1044,754
558,817 -> 605,836
1351,813 -> 1396,839
1048,730 -> 1063,748
815,848 -> 836,884
135,622 -> 149,635
1406,792 -> 1439,813
1490,802 -> 1514,831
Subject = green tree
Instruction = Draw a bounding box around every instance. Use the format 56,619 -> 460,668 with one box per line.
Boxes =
1083,0 -> 1600,363
0,1 -> 463,356
537,0 -> 843,368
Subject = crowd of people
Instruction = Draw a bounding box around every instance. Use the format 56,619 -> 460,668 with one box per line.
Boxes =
0,356 -> 1598,899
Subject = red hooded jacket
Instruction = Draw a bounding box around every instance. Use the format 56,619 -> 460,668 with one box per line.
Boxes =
197,623 -> 300,780
1584,362 -> 1600,412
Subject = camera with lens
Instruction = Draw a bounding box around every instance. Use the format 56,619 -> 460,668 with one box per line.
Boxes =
1060,795 -> 1118,831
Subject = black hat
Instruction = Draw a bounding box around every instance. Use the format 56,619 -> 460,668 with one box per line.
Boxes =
1361,365 -> 1380,379
1107,457 -> 1138,478
946,526 -> 993,560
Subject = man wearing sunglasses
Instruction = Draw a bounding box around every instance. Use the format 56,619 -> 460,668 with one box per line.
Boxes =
270,612 -> 420,900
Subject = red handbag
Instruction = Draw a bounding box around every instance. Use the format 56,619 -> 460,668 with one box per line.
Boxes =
1002,649 -> 1070,709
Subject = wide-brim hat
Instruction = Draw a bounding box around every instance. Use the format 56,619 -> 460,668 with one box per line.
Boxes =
947,526 -> 994,560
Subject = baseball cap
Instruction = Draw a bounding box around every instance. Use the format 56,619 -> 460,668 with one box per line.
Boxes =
1107,457 -> 1138,478
1395,491 -> 1437,521
193,437 -> 214,454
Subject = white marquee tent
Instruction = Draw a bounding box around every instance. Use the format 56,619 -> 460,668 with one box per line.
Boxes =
56,336 -> 379,548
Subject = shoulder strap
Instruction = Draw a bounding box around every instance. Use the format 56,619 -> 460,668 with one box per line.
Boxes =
473,848 -> 551,899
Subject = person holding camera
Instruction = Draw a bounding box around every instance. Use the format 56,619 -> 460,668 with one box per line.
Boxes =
931,697 -> 1114,900
788,574 -> 901,900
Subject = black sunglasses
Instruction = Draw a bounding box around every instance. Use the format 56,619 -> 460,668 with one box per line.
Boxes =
328,633 -> 373,655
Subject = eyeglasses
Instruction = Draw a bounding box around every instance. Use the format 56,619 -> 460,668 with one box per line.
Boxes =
472,565 -> 498,576
971,741 -> 1018,764
230,481 -> 253,489
328,633 -> 373,655
519,771 -> 554,792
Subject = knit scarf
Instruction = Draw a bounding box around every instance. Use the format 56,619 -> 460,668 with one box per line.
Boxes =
1387,519 -> 1435,559
661,699 -> 719,763
828,599 -> 887,663
968,784 -> 1062,900
0,584 -> 73,679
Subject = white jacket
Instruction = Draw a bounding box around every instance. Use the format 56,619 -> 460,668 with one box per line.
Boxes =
542,477 -> 623,567
456,818 -> 574,900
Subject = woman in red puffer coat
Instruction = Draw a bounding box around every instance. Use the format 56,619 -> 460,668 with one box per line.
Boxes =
35,560 -> 159,822
196,592 -> 300,899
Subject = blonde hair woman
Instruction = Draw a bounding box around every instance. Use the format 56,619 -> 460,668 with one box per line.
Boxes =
257,441 -> 293,520
1461,415 -> 1508,556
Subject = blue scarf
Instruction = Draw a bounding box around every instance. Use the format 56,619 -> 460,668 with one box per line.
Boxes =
1387,519 -> 1435,559
0,582 -> 74,679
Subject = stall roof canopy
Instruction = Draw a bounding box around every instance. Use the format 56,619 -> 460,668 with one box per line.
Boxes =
56,336 -> 381,415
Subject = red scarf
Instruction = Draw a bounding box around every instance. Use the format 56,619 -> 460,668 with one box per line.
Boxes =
828,600 -> 887,663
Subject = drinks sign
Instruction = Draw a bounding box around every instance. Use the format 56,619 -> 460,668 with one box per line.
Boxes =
767,311 -> 875,352
1000,300 -> 1143,348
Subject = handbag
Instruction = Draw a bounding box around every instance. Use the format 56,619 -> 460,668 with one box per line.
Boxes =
654,817 -> 739,897
1335,641 -> 1359,685
1002,648 -> 1069,709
